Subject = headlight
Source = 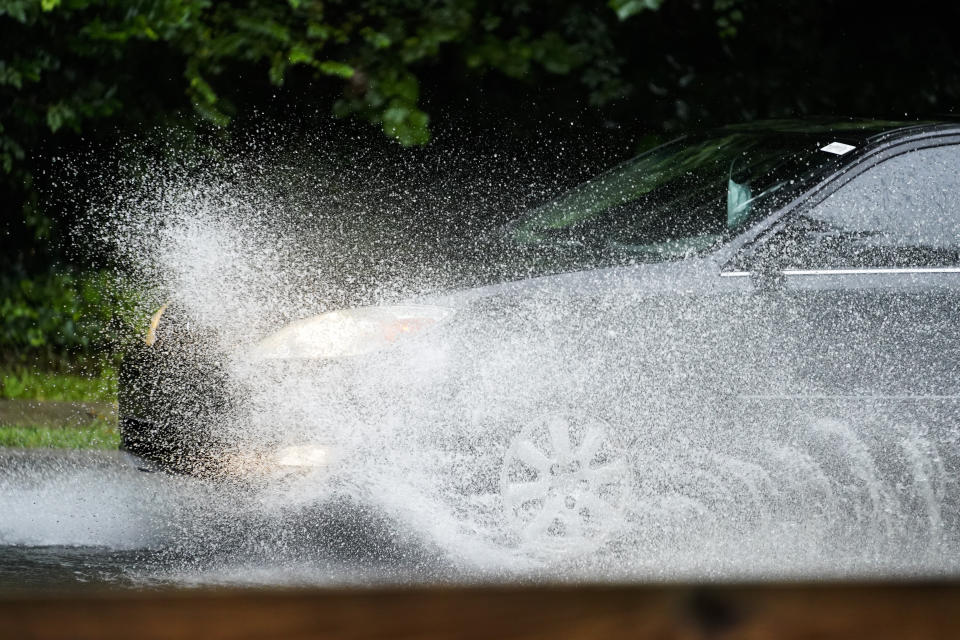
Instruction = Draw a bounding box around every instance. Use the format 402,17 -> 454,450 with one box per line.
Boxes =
274,444 -> 333,468
250,304 -> 452,360
222,444 -> 337,476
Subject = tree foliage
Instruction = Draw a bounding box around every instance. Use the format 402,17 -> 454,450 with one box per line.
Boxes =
0,0 -> 673,263
2,0 -> 959,271
0,0 -> 662,163
0,268 -> 133,358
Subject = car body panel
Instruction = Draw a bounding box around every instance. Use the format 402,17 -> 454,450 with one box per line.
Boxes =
120,120 -> 960,489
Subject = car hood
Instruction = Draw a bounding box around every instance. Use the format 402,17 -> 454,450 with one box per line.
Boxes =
420,251 -> 722,310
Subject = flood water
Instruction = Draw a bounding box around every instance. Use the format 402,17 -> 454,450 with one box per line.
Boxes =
2,429 -> 958,593
8,139 -> 959,592
0,449 -> 453,592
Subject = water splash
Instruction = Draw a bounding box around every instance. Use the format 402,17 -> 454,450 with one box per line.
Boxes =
5,137 -> 960,587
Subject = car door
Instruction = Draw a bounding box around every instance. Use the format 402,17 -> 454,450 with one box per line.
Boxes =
733,140 -> 960,427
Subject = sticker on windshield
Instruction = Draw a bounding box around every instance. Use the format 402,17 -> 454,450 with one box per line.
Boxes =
820,141 -> 856,155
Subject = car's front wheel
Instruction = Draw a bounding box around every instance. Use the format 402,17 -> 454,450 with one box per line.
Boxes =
499,413 -> 630,558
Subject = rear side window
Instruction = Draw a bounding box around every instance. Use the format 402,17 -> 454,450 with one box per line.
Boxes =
763,144 -> 960,269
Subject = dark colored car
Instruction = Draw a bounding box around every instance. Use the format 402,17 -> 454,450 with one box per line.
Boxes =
120,119 -> 960,557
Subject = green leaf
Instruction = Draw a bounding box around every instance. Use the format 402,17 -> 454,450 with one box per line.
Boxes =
608,0 -> 664,21
317,60 -> 354,78
40,0 -> 60,11
234,17 -> 291,44
187,70 -> 218,106
306,22 -> 331,40
377,68 -> 418,103
288,42 -> 314,65
0,62 -> 23,89
381,100 -> 430,146
189,96 -> 230,127
0,1 -> 28,23
361,27 -> 392,50
45,102 -> 76,133
269,55 -> 287,85
481,15 -> 501,31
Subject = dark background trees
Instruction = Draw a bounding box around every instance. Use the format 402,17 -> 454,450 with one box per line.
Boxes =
1,0 -> 958,356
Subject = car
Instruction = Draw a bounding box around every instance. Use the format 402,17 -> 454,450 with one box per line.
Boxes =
119,119 -> 960,558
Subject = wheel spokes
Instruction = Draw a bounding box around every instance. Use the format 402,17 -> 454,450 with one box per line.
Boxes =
576,425 -> 605,463
514,440 -> 550,473
502,414 -> 628,555
577,492 -> 618,525
504,480 -> 548,507
559,508 -> 583,538
524,495 -> 565,538
587,461 -> 627,487
547,415 -> 572,458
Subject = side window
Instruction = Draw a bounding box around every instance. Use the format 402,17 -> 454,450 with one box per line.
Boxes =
761,145 -> 960,269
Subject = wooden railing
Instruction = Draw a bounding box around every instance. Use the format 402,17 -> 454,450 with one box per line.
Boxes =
2,582 -> 959,639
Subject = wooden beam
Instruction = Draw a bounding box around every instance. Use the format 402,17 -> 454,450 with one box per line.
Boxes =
2,582 -> 959,640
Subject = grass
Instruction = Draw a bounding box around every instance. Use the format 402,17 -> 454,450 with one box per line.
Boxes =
0,421 -> 120,449
0,364 -> 121,449
0,365 -> 117,403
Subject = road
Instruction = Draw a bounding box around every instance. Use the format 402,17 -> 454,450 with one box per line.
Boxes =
0,448 -> 442,592
2,444 -> 959,593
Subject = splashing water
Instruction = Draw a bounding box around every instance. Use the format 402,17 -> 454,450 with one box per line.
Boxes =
3,140 -> 959,588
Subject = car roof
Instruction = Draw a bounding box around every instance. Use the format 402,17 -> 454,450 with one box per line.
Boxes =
710,117 -> 960,144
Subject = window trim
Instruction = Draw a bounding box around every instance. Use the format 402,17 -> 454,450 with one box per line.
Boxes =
723,133 -> 960,277
720,266 -> 960,278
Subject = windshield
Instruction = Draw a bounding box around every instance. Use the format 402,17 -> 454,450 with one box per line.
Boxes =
506,131 -> 852,266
